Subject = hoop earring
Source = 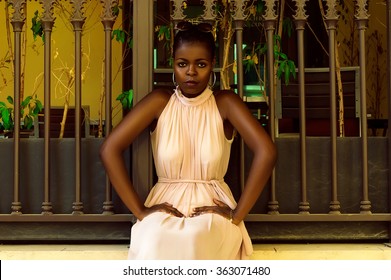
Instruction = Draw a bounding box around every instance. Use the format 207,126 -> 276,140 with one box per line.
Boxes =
172,72 -> 178,87
209,71 -> 216,89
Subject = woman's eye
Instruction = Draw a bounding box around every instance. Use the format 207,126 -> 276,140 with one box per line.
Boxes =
198,63 -> 206,68
178,62 -> 187,67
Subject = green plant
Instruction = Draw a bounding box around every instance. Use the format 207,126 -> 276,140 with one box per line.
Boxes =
31,10 -> 44,42
0,95 -> 43,131
155,24 -> 173,66
273,35 -> 296,85
116,89 -> 133,111
243,34 -> 296,91
112,5 -> 133,49
0,96 -> 13,130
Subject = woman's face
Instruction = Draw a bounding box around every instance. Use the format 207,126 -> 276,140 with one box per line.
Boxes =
173,42 -> 214,98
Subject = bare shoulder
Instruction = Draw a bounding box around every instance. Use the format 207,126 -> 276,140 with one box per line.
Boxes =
213,89 -> 245,119
147,88 -> 172,104
135,88 -> 172,119
214,89 -> 243,105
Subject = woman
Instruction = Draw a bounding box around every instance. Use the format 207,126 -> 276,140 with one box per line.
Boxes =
100,21 -> 277,259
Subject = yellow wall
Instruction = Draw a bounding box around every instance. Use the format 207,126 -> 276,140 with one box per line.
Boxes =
1,1 -> 388,131
367,1 -> 388,120
0,1 -> 124,128
336,1 -> 388,121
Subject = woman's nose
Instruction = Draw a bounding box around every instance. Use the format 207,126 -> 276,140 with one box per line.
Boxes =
187,65 -> 196,75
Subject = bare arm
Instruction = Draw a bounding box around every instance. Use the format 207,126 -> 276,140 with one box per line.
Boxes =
100,89 -> 183,220
218,91 -> 277,224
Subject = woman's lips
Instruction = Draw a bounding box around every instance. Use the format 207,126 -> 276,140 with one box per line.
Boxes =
185,80 -> 197,86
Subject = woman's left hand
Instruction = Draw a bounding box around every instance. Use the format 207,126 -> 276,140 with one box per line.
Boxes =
190,198 -> 238,224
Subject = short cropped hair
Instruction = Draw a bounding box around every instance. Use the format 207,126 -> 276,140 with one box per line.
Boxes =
173,22 -> 215,60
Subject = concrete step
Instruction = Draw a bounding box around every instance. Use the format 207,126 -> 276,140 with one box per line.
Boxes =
1,243 -> 391,260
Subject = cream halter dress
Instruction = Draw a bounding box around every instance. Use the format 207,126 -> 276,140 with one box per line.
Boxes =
128,86 -> 252,259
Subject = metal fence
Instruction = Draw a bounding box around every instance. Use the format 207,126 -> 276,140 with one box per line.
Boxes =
0,0 -> 390,243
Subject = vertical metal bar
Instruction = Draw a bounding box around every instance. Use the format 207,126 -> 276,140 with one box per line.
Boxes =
232,0 -> 247,192
40,0 -> 56,215
387,0 -> 391,242
263,0 -> 279,214
101,0 -> 119,215
324,0 -> 341,214
293,0 -> 310,214
9,0 -> 26,215
235,21 -> 246,192
355,1 -> 372,214
133,0 -> 154,202
70,0 -> 86,215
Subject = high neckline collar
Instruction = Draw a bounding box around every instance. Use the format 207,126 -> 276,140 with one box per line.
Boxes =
174,86 -> 213,106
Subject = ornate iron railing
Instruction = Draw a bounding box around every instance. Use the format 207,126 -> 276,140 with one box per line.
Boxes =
0,0 -> 390,242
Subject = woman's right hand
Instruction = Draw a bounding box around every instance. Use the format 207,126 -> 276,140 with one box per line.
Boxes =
139,202 -> 184,221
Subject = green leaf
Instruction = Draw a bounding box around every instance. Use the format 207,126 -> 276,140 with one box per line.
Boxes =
33,100 -> 43,115
276,65 -> 283,79
31,10 -> 44,41
7,96 -> 13,105
112,5 -> 121,17
243,60 -> 251,73
274,34 -> 282,46
125,89 -> 133,109
116,89 -> 134,110
23,115 -> 33,130
288,60 -> 297,79
279,52 -> 288,60
115,93 -> 124,101
1,109 -> 11,130
112,29 -> 126,44
21,96 -> 32,108
284,63 -> 291,85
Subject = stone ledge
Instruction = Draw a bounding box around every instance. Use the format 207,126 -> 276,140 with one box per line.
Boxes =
1,243 -> 390,260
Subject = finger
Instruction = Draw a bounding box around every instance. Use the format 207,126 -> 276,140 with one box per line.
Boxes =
163,202 -> 173,207
150,203 -> 182,217
213,198 -> 227,207
169,208 -> 184,217
164,205 -> 185,217
191,207 -> 218,217
193,206 -> 213,213
192,206 -> 203,213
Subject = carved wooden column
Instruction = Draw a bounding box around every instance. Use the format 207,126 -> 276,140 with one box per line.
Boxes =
9,0 -> 26,215
263,0 -> 279,214
293,0 -> 310,214
355,0 -> 372,214
132,0 -> 154,202
40,0 -> 56,215
232,0 -> 248,192
171,0 -> 186,25
387,1 -> 391,232
70,0 -> 86,215
201,0 -> 216,23
232,0 -> 247,100
100,0 -> 119,215
324,0 -> 341,214
201,0 -> 217,89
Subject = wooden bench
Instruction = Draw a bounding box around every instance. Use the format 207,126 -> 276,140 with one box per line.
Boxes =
276,67 -> 360,136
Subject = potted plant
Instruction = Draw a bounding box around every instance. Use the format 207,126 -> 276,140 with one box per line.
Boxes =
0,94 -> 43,138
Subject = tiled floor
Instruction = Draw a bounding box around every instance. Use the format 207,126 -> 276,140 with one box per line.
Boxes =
1,243 -> 391,260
